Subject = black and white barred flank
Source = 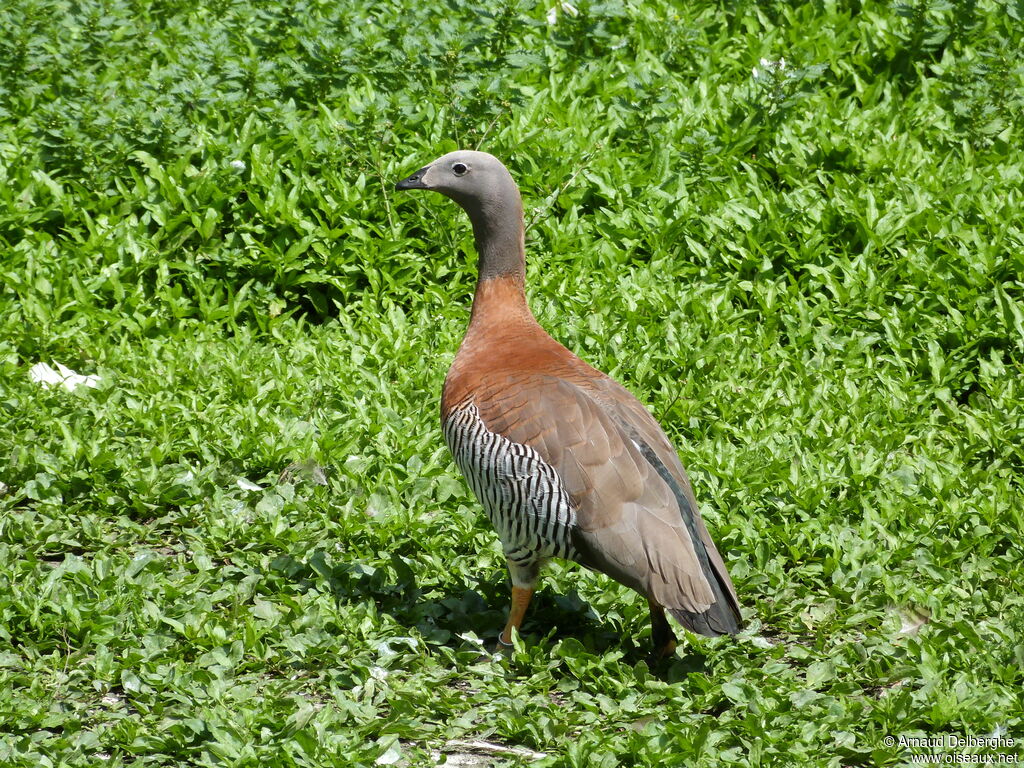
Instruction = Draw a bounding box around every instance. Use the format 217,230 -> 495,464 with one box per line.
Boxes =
443,403 -> 578,575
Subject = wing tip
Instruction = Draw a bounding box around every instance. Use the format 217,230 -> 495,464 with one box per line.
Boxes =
668,603 -> 743,637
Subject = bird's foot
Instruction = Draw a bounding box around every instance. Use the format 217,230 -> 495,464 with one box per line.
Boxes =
488,634 -> 515,658
648,624 -> 678,661
651,636 -> 678,660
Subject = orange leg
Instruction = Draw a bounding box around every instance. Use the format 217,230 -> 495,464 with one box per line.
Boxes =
498,586 -> 535,645
649,599 -> 677,658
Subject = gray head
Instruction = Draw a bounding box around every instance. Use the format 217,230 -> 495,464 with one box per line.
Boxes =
396,150 -> 525,280
396,150 -> 518,206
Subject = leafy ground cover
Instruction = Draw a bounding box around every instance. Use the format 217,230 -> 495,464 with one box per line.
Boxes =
1,0 -> 1023,765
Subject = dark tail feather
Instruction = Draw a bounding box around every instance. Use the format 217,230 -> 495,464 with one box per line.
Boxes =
670,604 -> 741,636
669,573 -> 743,637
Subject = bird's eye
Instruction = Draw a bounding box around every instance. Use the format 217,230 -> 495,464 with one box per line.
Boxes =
452,162 -> 468,176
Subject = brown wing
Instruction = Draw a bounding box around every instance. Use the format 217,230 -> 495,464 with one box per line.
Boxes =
588,375 -> 743,631
472,372 -> 741,635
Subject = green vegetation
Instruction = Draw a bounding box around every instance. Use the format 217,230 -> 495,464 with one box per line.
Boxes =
1,0 -> 1022,765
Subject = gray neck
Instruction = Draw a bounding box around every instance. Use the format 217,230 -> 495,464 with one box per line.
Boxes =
463,192 -> 526,282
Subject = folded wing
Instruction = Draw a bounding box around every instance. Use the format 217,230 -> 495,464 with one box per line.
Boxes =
473,373 -> 741,635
